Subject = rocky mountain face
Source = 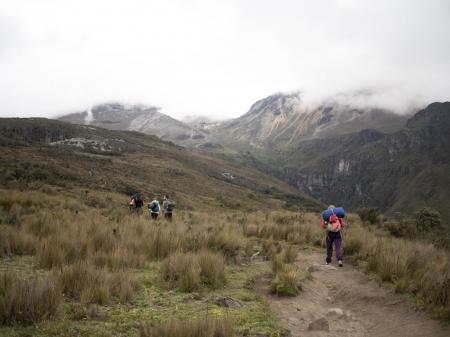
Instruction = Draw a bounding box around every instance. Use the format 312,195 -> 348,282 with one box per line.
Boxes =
58,103 -> 210,146
272,102 -> 450,218
215,92 -> 409,149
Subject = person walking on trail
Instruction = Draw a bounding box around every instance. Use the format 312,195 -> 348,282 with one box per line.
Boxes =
321,205 -> 346,267
130,192 -> 144,213
148,197 -> 160,221
162,195 -> 175,221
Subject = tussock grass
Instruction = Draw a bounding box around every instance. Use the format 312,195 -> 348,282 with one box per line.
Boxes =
270,265 -> 303,297
197,250 -> 225,287
162,250 -> 226,291
162,252 -> 201,292
271,253 -> 284,274
139,316 -> 234,337
57,261 -> 140,304
282,245 -> 298,263
0,272 -> 61,325
1,187 -> 449,323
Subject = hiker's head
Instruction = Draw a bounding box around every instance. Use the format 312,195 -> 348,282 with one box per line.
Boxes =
164,195 -> 169,200
328,205 -> 336,209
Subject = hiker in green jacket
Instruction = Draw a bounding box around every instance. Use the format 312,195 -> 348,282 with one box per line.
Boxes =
148,197 -> 160,221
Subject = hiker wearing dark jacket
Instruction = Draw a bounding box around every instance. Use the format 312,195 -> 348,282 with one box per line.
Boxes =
162,195 -> 175,221
321,205 -> 346,267
130,192 -> 144,209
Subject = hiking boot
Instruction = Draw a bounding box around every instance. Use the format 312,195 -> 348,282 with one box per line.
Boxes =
338,260 -> 343,267
325,261 -> 330,265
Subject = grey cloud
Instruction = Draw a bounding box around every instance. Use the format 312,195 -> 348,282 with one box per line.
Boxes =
0,0 -> 449,118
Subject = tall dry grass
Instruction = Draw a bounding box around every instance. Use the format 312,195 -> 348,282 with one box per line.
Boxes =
344,220 -> 450,319
161,250 -> 225,291
0,190 -> 248,324
0,272 -> 61,325
2,189 -> 449,321
270,264 -> 302,297
139,316 -> 234,337
243,212 -> 322,246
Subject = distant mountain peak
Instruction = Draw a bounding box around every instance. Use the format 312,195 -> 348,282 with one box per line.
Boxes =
57,102 -> 210,145
247,92 -> 303,117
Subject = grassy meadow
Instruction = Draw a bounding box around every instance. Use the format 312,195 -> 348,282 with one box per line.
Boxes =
1,187 -> 450,337
0,188 -> 305,336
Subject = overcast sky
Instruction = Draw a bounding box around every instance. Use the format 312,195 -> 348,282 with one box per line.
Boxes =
1,0 -> 449,119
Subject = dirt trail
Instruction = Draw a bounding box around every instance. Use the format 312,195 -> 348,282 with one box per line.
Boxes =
256,248 -> 449,337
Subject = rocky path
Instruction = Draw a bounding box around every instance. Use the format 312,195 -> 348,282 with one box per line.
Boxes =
256,248 -> 449,337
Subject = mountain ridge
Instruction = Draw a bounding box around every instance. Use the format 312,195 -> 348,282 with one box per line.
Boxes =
53,94 -> 449,219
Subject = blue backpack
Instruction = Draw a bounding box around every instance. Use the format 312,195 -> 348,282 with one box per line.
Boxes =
149,201 -> 160,213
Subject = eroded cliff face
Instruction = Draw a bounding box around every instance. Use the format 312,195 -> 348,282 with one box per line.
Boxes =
274,103 -> 450,217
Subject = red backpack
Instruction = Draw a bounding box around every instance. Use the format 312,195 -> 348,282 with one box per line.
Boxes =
327,213 -> 341,232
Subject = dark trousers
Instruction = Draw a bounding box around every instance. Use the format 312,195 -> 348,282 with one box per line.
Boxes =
326,231 -> 342,263
164,212 -> 172,221
151,213 -> 158,221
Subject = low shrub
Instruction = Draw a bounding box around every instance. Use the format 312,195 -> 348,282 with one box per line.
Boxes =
357,207 -> 380,225
415,208 -> 441,233
385,218 -> 416,238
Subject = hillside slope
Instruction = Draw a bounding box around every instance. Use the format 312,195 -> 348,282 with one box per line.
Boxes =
0,118 -> 321,211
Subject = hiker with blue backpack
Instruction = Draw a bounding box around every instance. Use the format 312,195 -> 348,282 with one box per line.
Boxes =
148,197 -> 160,221
321,205 -> 346,267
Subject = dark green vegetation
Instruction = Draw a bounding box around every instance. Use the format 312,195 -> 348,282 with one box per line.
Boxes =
380,207 -> 449,249
357,206 -> 449,249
